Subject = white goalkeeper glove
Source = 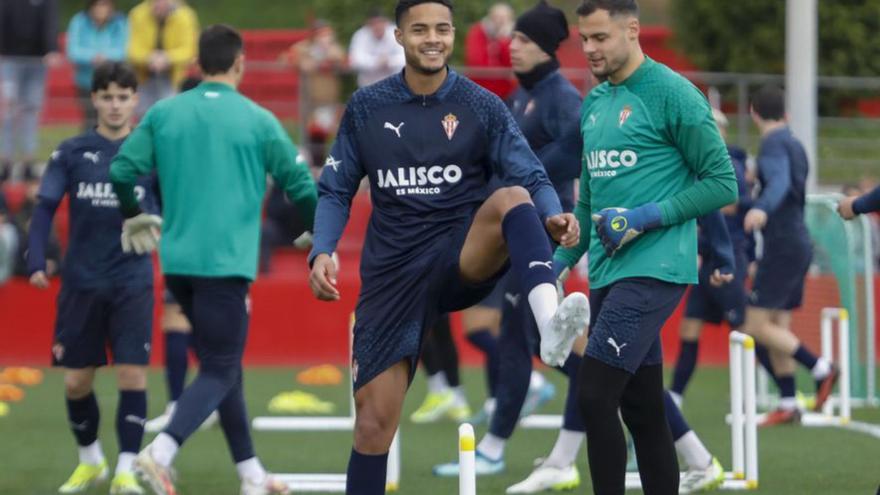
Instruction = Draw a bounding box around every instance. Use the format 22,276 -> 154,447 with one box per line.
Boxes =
121,213 -> 162,255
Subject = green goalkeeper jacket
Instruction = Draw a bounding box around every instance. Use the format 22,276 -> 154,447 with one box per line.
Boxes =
110,81 -> 317,280
554,57 -> 737,289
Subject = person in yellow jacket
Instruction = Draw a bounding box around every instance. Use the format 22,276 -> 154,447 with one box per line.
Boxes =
127,0 -> 198,115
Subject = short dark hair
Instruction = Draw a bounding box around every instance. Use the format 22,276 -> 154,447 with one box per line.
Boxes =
198,24 -> 243,76
751,85 -> 786,121
576,0 -> 639,18
86,0 -> 113,9
91,61 -> 137,92
395,0 -> 454,26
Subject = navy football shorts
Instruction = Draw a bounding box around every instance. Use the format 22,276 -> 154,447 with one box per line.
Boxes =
586,277 -> 686,374
750,243 -> 812,311
684,250 -> 749,328
52,284 -> 153,368
351,216 -> 509,391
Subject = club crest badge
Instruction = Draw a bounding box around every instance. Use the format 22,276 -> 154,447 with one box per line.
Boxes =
442,113 -> 460,140
619,105 -> 633,127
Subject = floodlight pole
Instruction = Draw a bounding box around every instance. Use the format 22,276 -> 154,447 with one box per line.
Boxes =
786,0 -> 818,192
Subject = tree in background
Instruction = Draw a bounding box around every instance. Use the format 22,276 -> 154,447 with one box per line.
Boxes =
671,0 -> 880,77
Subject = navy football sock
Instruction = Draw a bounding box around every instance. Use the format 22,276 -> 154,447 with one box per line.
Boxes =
502,204 -> 555,297
670,340 -> 699,395
165,332 -> 190,402
431,315 -> 461,387
559,352 -> 585,432
778,375 -> 796,399
663,390 -> 690,441
346,449 -> 388,495
117,390 -> 146,454
792,344 -> 819,371
467,329 -> 499,397
67,392 -> 100,447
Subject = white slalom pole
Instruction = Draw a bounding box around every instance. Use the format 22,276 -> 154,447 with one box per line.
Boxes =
387,430 -> 401,492
821,310 -> 834,416
459,423 -> 476,495
729,332 -> 745,479
839,310 -> 851,422
743,335 -> 759,488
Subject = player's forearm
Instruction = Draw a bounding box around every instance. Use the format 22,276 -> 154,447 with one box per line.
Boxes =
699,210 -> 735,272
109,164 -> 143,218
853,185 -> 880,215
658,166 -> 737,226
553,178 -> 591,268
290,189 -> 318,232
752,156 -> 791,214
308,194 -> 352,266
26,198 -> 59,274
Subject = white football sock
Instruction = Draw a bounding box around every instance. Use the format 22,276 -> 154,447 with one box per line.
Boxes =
427,373 -> 449,394
477,433 -> 506,461
544,429 -> 584,468
528,283 -> 559,334
452,386 -> 468,407
236,457 -> 268,485
811,357 -> 831,380
78,439 -> 105,466
116,452 -> 136,475
150,433 -> 179,467
675,431 -> 712,470
483,398 -> 497,416
779,396 -> 798,411
529,371 -> 546,390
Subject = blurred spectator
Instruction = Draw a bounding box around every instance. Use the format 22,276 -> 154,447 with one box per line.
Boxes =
12,177 -> 61,278
127,0 -> 198,115
465,2 -> 515,99
0,189 -> 18,284
67,0 -> 129,131
280,20 -> 346,166
0,0 -> 62,183
349,9 -> 405,88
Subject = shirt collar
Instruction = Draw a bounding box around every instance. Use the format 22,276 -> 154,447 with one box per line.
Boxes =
394,66 -> 459,104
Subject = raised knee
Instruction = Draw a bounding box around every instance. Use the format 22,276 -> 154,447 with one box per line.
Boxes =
497,186 -> 530,205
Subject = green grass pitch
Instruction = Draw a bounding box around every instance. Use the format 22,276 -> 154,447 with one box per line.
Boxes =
1,366 -> 878,494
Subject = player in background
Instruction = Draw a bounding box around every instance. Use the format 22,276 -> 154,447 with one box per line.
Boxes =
667,109 -> 779,406
742,84 -> 838,426
308,1 -> 590,493
144,76 -> 218,434
432,1 -> 585,490
555,1 -> 738,492
837,182 -> 880,219
110,25 -> 317,495
27,61 -> 155,495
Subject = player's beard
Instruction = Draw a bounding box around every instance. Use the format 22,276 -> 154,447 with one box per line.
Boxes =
591,51 -> 629,80
405,48 -> 448,76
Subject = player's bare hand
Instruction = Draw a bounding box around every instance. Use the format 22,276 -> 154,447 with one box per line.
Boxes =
29,271 -> 49,289
837,197 -> 858,220
709,269 -> 734,287
310,253 -> 340,301
743,208 -> 767,233
546,213 -> 579,248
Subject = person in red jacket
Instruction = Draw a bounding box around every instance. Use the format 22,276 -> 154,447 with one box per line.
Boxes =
465,2 -> 515,100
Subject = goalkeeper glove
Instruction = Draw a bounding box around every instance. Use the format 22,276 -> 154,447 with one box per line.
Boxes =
591,203 -> 662,256
121,213 -> 162,255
